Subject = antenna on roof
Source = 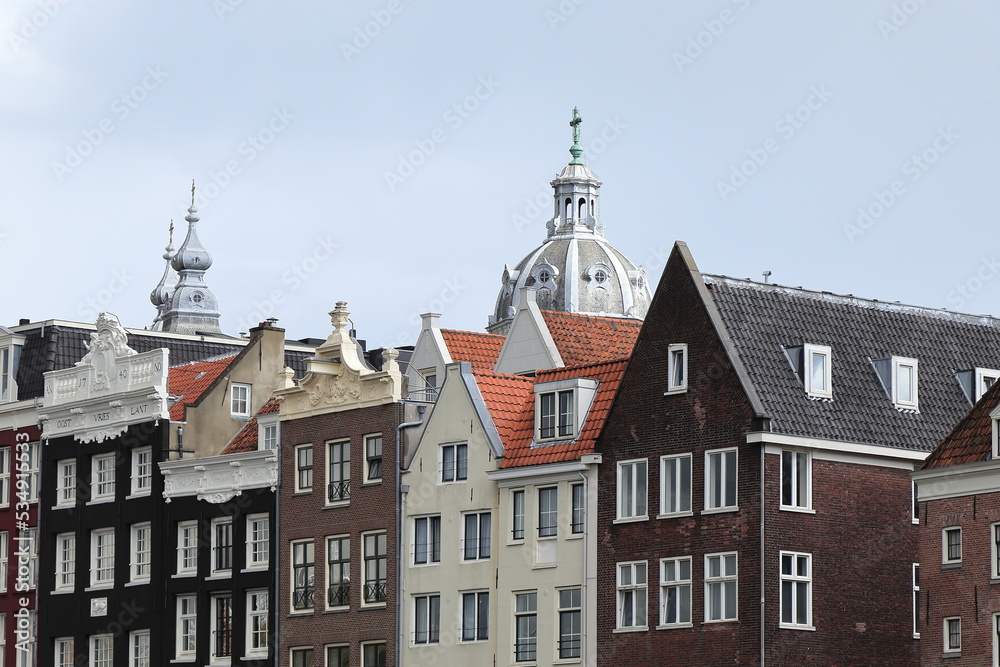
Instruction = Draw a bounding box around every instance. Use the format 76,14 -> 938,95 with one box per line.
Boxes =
762,270 -> 772,284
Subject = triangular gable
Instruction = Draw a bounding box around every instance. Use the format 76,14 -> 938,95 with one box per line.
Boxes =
495,288 -> 564,375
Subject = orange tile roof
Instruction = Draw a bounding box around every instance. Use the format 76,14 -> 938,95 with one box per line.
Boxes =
922,381 -> 1000,468
540,311 -> 640,367
441,329 -> 504,373
167,355 -> 238,421
498,358 -> 629,469
474,372 -> 535,446
222,397 -> 280,454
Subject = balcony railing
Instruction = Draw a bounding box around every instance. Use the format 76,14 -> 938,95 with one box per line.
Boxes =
328,582 -> 350,607
364,579 -> 387,604
328,480 -> 350,503
292,585 -> 314,610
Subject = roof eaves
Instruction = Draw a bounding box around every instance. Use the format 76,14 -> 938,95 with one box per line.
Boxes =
456,362 -> 505,459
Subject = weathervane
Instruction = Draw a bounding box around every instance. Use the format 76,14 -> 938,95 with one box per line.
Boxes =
569,107 -> 584,165
190,179 -> 196,208
168,220 -> 174,245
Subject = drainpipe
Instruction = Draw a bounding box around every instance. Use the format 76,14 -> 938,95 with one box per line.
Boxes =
396,403 -> 426,667
577,470 -> 589,667
759,443 -> 765,667
274,433 -> 282,667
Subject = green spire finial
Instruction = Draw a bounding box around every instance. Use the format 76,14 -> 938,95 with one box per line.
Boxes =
569,107 -> 584,165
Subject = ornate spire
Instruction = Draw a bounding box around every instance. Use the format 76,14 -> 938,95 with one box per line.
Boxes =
569,107 -> 584,165
149,221 -> 179,330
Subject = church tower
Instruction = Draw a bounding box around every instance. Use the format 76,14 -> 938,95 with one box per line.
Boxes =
158,183 -> 223,335
149,222 -> 179,331
488,109 -> 652,334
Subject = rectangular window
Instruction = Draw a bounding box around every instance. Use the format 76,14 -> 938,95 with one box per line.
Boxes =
362,642 -> 386,667
326,645 -> 349,667
291,648 -> 314,667
92,453 -> 115,502
131,447 -> 152,496
130,523 -> 151,583
247,514 -> 269,568
56,458 -> 76,506
130,631 -> 150,667
21,527 -> 36,590
780,451 -> 811,510
660,557 -> 692,626
943,527 -> 962,564
462,511 -> 491,561
514,592 -> 537,663
893,356 -> 919,409
55,532 -> 75,591
413,516 -> 441,565
55,637 -> 74,667
803,343 -> 832,398
705,553 -> 738,622
912,564 -> 921,639
912,479 -> 920,524
327,535 -> 350,609
617,458 -> 648,520
177,596 -> 196,658
90,528 -> 114,587
24,442 -> 39,503
538,487 -> 558,537
571,483 -> 585,534
211,594 -> 233,661
539,390 -> 574,439
261,422 -> 278,450
461,591 -> 489,642
944,616 -> 961,652
246,590 -> 268,655
780,551 -> 812,628
660,454 -> 692,516
212,518 -> 233,574
558,588 -> 582,658
295,445 -> 313,492
512,489 -> 525,540
177,521 -> 198,575
363,531 -> 387,605
414,594 -> 441,645
231,383 -> 250,416
441,443 -> 468,482
365,434 -> 383,483
291,540 -> 315,611
327,439 -> 350,504
0,531 -> 8,593
706,448 -> 737,511
91,634 -> 113,667
667,343 -> 688,393
617,561 -> 647,629
0,448 -> 9,507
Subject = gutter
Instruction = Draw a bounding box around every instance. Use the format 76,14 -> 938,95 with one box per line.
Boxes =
395,402 -> 426,667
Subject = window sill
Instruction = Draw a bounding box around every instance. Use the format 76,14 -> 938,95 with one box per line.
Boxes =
359,603 -> 387,610
537,534 -> 557,541
657,511 -> 693,520
941,562 -> 962,570
553,659 -> 582,665
656,623 -> 692,630
531,563 -> 558,570
172,572 -> 197,579
323,607 -> 350,614
663,388 -> 688,396
703,618 -> 738,624
411,562 -> 441,568
613,516 -> 649,525
779,624 -> 816,631
323,502 -> 350,510
612,626 -> 648,634
942,652 -> 961,659
51,504 -> 74,511
169,659 -> 196,664
361,480 -> 383,487
241,656 -> 268,662
566,533 -> 584,541
701,507 -> 739,515
204,573 -> 232,580
86,498 -> 116,506
51,588 -> 74,595
506,540 -> 526,547
287,610 -> 315,617
241,565 -> 269,573
291,491 -> 313,497
125,492 -> 152,501
124,580 -> 150,587
779,506 -> 816,515
85,585 -> 113,592
912,518 -> 920,525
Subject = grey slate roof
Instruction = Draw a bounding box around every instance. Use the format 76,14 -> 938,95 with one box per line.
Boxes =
704,275 -> 1000,451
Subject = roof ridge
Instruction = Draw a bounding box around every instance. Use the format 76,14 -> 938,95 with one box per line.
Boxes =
537,357 -> 629,375
169,352 -> 239,369
441,328 -> 505,338
539,309 -> 643,323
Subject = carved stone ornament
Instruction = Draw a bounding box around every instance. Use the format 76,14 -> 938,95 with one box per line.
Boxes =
302,372 -> 363,409
160,450 -> 279,502
91,598 -> 108,617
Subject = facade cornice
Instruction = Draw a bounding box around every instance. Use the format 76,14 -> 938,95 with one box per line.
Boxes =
487,459 -> 590,486
912,458 -> 1000,500
160,449 -> 278,503
750,432 -> 928,466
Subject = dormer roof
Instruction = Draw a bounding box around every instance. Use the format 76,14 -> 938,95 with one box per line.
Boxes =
222,396 -> 280,454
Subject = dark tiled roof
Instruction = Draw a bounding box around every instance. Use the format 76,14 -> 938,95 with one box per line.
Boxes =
540,310 -> 640,367
441,330 -> 504,373
705,275 -> 1000,451
222,397 -> 280,454
922,380 -> 1000,468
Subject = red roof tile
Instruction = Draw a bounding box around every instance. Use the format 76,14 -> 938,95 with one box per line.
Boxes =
498,358 -> 629,469
474,372 -> 535,446
167,355 -> 237,421
441,329 -> 504,373
540,311 -> 640,367
222,397 -> 280,454
922,380 -> 1000,468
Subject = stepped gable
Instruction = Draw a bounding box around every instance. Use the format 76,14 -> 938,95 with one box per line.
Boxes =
440,329 -> 504,373
541,310 -> 640,367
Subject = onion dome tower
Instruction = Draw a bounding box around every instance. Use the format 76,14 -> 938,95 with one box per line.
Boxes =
159,182 -> 222,335
149,222 -> 179,331
488,108 -> 652,334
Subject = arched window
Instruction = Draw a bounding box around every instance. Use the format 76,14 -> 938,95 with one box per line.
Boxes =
578,198 -> 586,219
565,198 -> 572,220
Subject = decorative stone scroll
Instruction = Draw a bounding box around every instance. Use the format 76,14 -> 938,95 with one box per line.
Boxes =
160,450 -> 279,503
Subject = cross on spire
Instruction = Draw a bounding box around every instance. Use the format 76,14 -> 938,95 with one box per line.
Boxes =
190,179 -> 196,208
569,107 -> 584,165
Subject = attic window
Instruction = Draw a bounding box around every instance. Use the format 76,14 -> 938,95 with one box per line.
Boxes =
873,356 -> 919,410
803,344 -> 832,399
665,344 -> 688,394
976,368 -> 1000,401
534,377 -> 599,444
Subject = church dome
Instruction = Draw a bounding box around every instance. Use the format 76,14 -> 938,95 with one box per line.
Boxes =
488,109 -> 651,333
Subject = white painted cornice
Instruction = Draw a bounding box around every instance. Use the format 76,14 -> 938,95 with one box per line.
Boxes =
160,449 -> 278,503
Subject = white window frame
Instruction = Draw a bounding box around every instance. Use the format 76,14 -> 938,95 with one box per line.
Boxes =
90,528 -> 114,588
659,556 -> 692,628
461,511 -> 491,562
803,343 -> 832,398
259,416 -> 278,451
326,534 -> 350,610
211,517 -> 233,576
892,356 -> 919,409
0,531 -> 7,593
514,591 -> 537,663
412,515 -> 441,566
558,587 -> 582,659
246,514 -> 269,569
361,641 -> 387,667
176,595 -> 197,660
56,458 -> 76,507
912,478 -> 920,524
571,482 -> 585,535
993,524 -> 1000,579
944,616 -> 961,653
0,447 -> 9,508
780,450 -> 812,512
21,526 -> 36,591
362,531 -> 388,607
440,443 -> 468,483
538,486 -> 558,538
91,453 -> 115,503
659,453 -> 692,517
130,522 -> 151,583
616,458 -> 648,522
294,444 -> 313,493
511,489 -> 526,542
943,526 -> 962,564
290,648 -> 314,667
231,382 -> 251,417
616,560 -> 648,630
90,634 -> 113,667
537,388 -> 575,440
460,590 -> 489,643
129,630 -> 150,667
779,551 -> 813,629
912,563 -> 921,639
364,434 -> 383,484
705,448 -> 738,512
246,590 -> 269,657
55,532 -> 75,592
413,593 -> 441,645
290,539 -> 315,612
54,636 -> 74,667
130,447 -> 152,496
177,520 -> 198,576
666,343 -> 688,394
24,441 -> 39,503
210,593 -> 233,663
976,367 -> 1000,401
326,438 -> 351,505
705,552 -> 738,623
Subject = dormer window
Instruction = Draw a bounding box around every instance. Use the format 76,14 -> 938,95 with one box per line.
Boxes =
534,378 -> 599,443
872,356 -> 919,410
803,344 -> 832,399
0,329 -> 24,403
976,368 -> 1000,401
666,344 -> 688,394
258,416 -> 279,451
540,390 -> 573,439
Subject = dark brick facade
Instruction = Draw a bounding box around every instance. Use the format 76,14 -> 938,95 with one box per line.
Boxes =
0,426 -> 38,667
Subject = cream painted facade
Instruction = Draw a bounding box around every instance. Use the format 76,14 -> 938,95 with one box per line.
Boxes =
401,362 -> 503,664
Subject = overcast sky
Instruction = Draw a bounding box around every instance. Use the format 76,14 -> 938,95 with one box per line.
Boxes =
2,1 -> 998,348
